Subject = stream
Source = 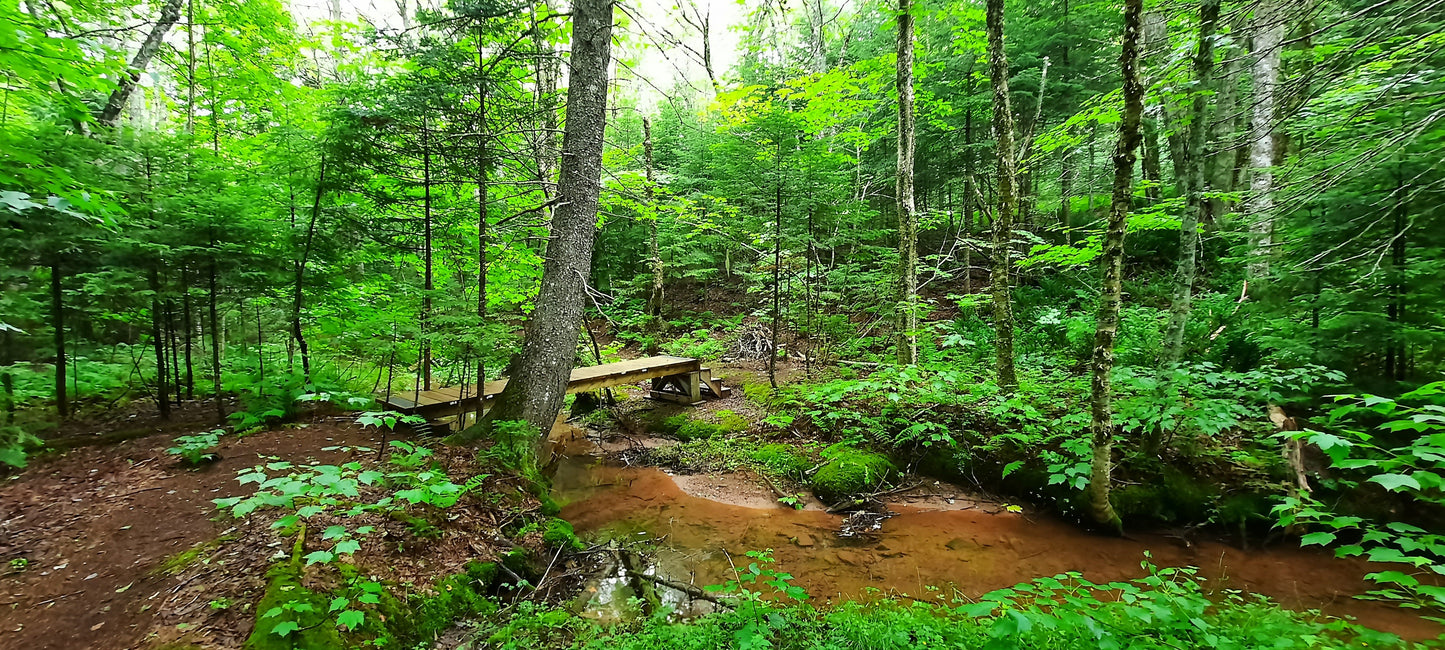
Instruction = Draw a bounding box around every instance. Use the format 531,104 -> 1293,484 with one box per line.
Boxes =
550,448 -> 1441,640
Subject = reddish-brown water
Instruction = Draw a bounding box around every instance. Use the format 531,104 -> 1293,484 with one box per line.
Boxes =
553,455 -> 1442,640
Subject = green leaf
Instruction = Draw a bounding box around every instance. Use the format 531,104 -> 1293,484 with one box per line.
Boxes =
336,609 -> 365,631
304,550 -> 335,565
271,621 -> 300,637
330,597 -> 349,612
1367,473 -> 1421,492
1300,532 -> 1336,546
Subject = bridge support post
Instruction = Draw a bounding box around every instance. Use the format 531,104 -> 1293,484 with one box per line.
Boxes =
649,371 -> 702,404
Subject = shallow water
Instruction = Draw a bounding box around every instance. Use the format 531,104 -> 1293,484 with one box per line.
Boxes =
551,453 -> 1442,640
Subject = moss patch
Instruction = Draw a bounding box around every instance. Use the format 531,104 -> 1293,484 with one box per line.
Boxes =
244,561 -> 344,650
750,444 -> 812,478
542,518 -> 584,550
811,448 -> 896,503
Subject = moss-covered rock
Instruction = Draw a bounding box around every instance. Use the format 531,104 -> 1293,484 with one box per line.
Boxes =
811,448 -> 896,503
542,518 -> 584,550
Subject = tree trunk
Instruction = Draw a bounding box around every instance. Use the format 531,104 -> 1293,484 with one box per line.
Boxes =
209,260 -> 224,423
770,143 -> 783,389
1161,0 -> 1220,365
1086,0 -> 1145,533
150,267 -> 170,420
644,118 -> 665,329
292,158 -> 325,382
1209,34 -> 1244,218
963,67 -> 977,293
985,0 -> 1018,390
182,268 -> 194,399
168,300 -> 182,404
895,0 -> 918,365
476,39 -> 490,423
1245,0 -> 1282,280
51,261 -> 67,418
97,0 -> 185,127
421,120 -> 433,392
1060,148 -> 1073,244
533,3 -> 561,211
1141,110 -> 1163,203
470,0 -> 613,441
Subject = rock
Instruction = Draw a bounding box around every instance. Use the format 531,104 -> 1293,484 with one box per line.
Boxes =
834,550 -> 864,566
793,533 -> 815,547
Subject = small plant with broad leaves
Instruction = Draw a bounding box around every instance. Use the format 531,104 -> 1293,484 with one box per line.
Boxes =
1274,381 -> 1445,618
214,440 -> 487,638
166,429 -> 225,465
705,549 -> 808,650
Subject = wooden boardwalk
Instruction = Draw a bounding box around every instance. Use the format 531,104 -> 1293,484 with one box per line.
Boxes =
381,355 -> 730,419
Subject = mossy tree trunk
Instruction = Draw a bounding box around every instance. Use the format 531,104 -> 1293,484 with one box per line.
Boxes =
985,0 -> 1018,390
895,0 -> 918,365
1086,0 -> 1146,533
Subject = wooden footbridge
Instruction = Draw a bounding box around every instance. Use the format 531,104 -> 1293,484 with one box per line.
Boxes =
381,355 -> 730,421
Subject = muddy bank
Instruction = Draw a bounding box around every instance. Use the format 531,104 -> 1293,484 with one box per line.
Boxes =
553,455 -> 1443,641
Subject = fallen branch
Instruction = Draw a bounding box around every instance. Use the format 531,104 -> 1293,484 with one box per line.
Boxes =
634,572 -> 736,608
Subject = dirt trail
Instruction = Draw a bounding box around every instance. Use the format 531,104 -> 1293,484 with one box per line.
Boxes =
554,456 -> 1444,641
0,413 -> 378,650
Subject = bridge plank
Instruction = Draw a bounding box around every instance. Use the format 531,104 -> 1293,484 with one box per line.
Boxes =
380,355 -> 704,415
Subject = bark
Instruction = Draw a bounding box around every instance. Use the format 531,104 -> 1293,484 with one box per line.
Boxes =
644,118 -> 664,328
769,145 -> 783,389
1086,0 -> 1145,533
182,268 -> 194,399
209,260 -> 224,423
1209,36 -> 1244,217
167,300 -> 182,404
51,262 -> 67,418
149,267 -> 170,420
1245,0 -> 1283,280
1140,110 -> 1163,203
533,3 -> 561,210
1059,148 -> 1073,244
1161,0 -> 1221,365
985,0 -> 1018,390
97,0 -> 185,127
963,64 -> 976,292
476,38 -> 490,423
421,120 -> 433,391
292,157 -> 326,382
895,0 -> 918,365
471,0 -> 613,441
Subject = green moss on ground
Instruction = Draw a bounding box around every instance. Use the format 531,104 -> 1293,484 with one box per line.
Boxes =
244,560 -> 344,650
811,448 -> 896,503
750,444 -> 812,477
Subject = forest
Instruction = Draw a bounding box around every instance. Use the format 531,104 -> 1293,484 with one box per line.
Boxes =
1,0 -> 1443,647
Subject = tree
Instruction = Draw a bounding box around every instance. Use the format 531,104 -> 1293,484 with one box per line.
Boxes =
1160,0 -> 1222,365
1245,0 -> 1283,280
97,0 -> 186,128
472,0 -> 615,441
985,0 -> 1018,390
895,0 -> 919,365
1085,0 -> 1146,532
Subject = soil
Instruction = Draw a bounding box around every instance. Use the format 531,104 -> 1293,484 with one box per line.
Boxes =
0,404 -> 529,650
